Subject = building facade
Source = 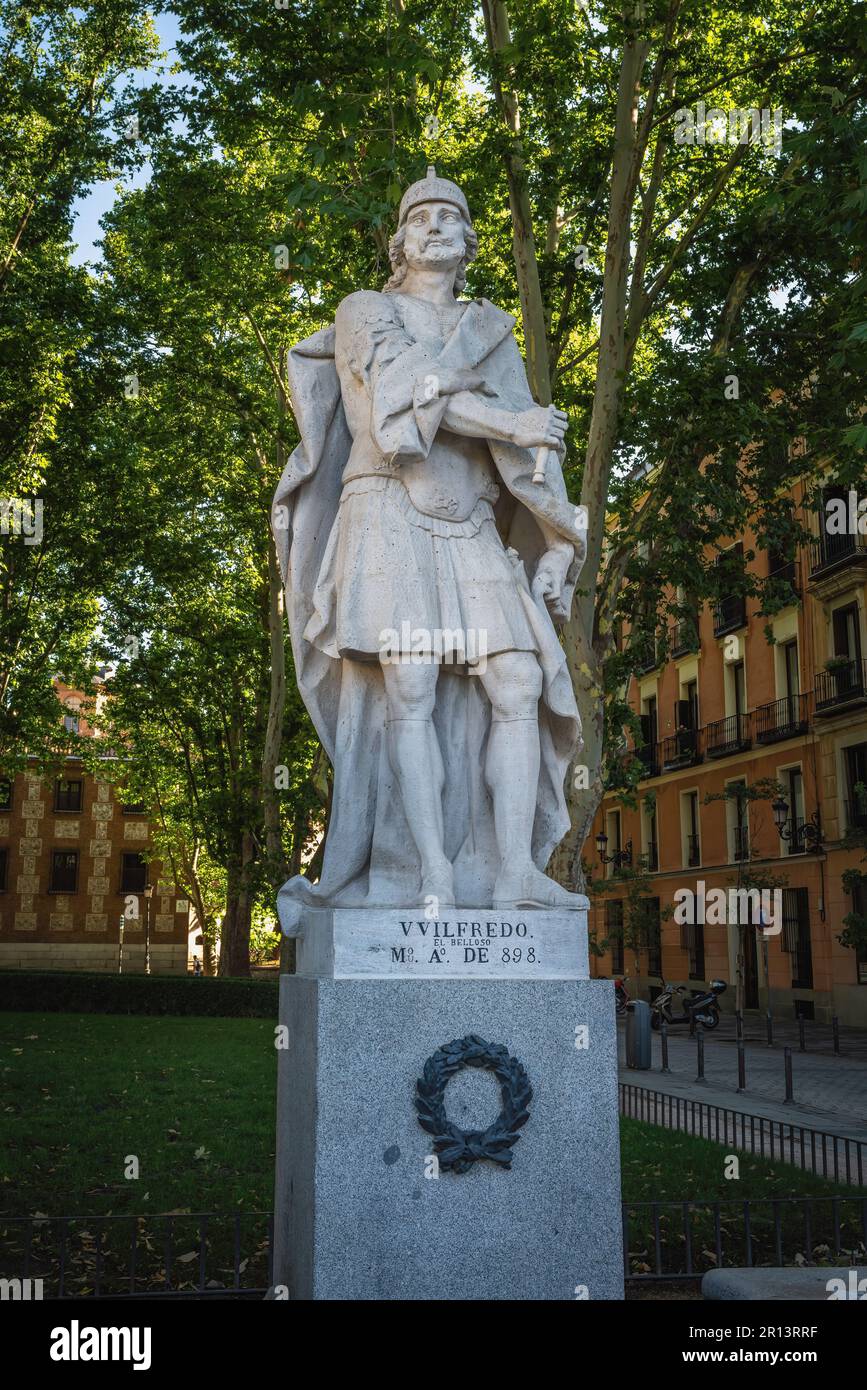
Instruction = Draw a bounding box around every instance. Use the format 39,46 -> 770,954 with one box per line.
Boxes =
589,491 -> 867,1026
0,687 -> 190,973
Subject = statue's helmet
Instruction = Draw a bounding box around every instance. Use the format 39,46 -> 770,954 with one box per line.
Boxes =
398,166 -> 471,227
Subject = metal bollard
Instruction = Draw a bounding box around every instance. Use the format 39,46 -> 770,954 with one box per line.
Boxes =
832,1015 -> 841,1056
660,1022 -> 671,1074
766,1010 -> 774,1047
736,1010 -> 744,1042
695,1029 -> 706,1083
798,1014 -> 806,1052
784,1045 -> 794,1103
625,1000 -> 652,1070
736,1039 -> 746,1093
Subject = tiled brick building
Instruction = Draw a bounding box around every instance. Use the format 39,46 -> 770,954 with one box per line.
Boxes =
0,689 -> 190,973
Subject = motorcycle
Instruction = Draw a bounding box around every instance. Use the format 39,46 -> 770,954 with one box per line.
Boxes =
614,977 -> 631,1016
650,978 -> 726,1030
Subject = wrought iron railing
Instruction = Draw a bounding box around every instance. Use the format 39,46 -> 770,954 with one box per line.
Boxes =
686,833 -> 701,868
636,742 -> 660,779
705,712 -> 751,758
755,691 -> 809,743
845,798 -> 867,833
810,531 -> 867,576
713,594 -> 747,636
815,658 -> 867,712
732,825 -> 750,861
0,1211 -> 274,1300
661,728 -> 701,770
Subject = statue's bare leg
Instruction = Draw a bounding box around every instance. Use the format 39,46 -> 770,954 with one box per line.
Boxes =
380,657 -> 455,905
478,651 -> 584,909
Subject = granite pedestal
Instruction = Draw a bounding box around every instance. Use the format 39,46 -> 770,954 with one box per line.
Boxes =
271,907 -> 624,1301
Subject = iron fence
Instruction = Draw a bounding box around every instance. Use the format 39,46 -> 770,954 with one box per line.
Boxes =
620,1083 -> 867,1186
623,1195 -> 867,1281
0,1210 -> 274,1299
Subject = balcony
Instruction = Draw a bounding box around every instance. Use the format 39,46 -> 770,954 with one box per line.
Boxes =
636,742 -> 660,779
766,559 -> 800,602
784,817 -> 808,856
713,594 -> 747,638
670,617 -> 700,659
814,658 -> 867,715
845,799 -> 867,833
686,834 -> 701,868
809,532 -> 867,588
661,728 -> 701,772
644,840 -> 659,871
755,692 -> 809,744
732,825 -> 750,862
633,639 -> 662,676
705,712 -> 752,759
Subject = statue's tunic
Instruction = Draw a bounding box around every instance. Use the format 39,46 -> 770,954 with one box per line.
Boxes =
305,290 -> 537,663
271,290 -> 588,929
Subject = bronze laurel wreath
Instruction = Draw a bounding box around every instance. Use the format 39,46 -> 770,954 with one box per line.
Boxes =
414,1034 -> 533,1173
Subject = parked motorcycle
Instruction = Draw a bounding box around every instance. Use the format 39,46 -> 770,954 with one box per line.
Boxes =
649,979 -> 727,1030
614,977 -> 631,1016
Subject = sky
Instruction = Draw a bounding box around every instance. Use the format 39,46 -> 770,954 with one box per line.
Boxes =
69,9 -> 184,266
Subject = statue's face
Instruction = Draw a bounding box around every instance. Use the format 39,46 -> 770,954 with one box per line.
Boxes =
402,200 -> 467,273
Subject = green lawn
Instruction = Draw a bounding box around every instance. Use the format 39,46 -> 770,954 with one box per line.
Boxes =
1,1011 -> 276,1218
2,1012 -> 864,1289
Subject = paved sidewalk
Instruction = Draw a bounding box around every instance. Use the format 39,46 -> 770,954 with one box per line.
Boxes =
617,1020 -> 867,1142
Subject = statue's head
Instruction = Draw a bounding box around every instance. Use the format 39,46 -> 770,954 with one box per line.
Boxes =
385,166 -> 478,295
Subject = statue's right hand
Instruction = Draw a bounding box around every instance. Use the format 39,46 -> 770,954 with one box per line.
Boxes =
512,405 -> 568,451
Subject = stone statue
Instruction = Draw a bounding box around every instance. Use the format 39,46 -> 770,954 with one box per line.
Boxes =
272,167 -> 588,932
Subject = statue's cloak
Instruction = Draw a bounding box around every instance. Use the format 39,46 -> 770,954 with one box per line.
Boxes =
272,294 -> 586,932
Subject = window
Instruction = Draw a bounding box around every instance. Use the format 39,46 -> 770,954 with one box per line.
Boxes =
638,696 -> 658,776
643,801 -> 658,870
0,779 -> 11,810
122,801 -> 145,815
783,767 -> 806,855
120,853 -> 148,895
853,881 -> 867,985
0,847 -> 7,892
782,640 -> 800,700
832,604 -> 861,664
845,744 -> 867,830
682,790 -> 701,867
605,809 -> 622,879
728,779 -> 749,861
50,850 -> 78,894
606,899 -> 624,974
681,916 -> 705,982
54,779 -> 82,813
781,887 -> 813,989
642,897 -> 662,977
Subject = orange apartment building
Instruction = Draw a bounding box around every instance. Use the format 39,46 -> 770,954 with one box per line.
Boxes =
0,684 -> 191,974
590,485 -> 867,1026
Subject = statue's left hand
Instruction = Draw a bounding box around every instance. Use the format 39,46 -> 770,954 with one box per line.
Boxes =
532,542 -> 573,614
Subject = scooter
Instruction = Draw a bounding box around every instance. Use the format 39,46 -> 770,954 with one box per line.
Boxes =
614,977 -> 631,1016
650,979 -> 726,1030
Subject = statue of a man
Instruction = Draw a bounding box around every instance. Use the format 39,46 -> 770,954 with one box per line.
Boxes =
273,167 -> 587,932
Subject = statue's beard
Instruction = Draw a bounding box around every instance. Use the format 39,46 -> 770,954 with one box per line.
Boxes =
407,241 -> 463,270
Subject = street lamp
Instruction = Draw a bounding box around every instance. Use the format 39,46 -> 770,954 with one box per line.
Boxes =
772,796 -> 823,852
144,882 -> 154,976
595,831 -> 633,869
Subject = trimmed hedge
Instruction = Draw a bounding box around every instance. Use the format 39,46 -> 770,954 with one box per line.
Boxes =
0,970 -> 279,1018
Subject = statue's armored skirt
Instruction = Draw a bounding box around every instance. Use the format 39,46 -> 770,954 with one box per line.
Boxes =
303,473 -> 540,664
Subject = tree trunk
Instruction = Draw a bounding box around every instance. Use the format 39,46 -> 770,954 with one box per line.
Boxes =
219,831 -> 255,976
481,0 -> 551,403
